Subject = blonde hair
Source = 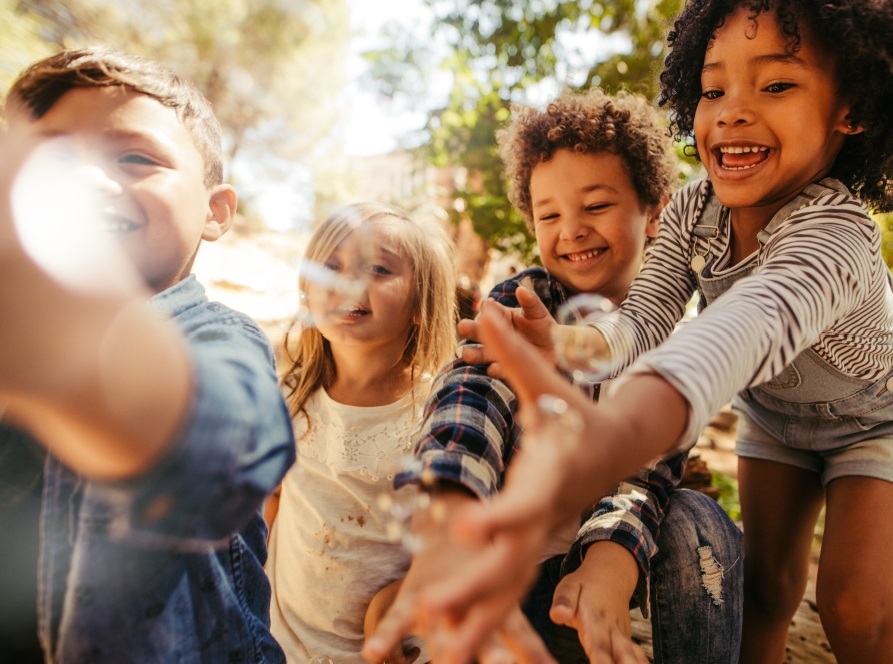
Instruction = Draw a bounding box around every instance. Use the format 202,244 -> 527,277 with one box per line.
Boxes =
282,203 -> 457,419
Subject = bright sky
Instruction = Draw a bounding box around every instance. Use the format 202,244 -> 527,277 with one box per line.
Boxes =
251,0 -> 633,229
342,0 -> 434,156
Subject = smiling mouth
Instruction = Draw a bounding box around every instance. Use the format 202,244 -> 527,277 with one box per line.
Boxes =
565,248 -> 606,262
715,145 -> 769,170
333,305 -> 369,318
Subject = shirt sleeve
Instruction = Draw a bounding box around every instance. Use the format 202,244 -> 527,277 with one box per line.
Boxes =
618,192 -> 881,446
394,268 -> 556,497
562,451 -> 687,616
98,309 -> 296,550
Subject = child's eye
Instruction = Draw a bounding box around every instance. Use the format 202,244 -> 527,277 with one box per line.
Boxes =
764,82 -> 795,94
701,89 -> 723,100
119,154 -> 157,166
367,264 -> 392,276
537,213 -> 558,224
323,261 -> 341,272
586,204 -> 610,213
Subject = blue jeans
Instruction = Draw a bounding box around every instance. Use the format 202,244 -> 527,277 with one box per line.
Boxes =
523,489 -> 743,663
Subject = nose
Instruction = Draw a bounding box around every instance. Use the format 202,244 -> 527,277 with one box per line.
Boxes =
76,163 -> 123,197
716,91 -> 755,127
558,213 -> 590,242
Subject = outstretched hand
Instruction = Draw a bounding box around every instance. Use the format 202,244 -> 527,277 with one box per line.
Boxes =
407,307 -> 666,662
363,491 -> 555,664
458,286 -> 556,376
550,542 -> 649,664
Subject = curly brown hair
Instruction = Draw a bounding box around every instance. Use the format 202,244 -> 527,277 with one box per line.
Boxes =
498,87 -> 679,233
657,0 -> 893,212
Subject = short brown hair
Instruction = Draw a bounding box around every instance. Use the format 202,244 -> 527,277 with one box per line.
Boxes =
498,87 -> 679,232
5,46 -> 224,187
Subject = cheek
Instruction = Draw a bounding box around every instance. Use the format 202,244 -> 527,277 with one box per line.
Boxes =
534,225 -> 554,250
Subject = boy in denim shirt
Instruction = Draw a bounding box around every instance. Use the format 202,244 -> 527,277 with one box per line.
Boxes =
0,48 -> 294,663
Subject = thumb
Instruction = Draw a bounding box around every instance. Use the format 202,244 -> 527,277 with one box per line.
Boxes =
477,307 -> 569,406
515,285 -> 551,321
549,576 -> 582,627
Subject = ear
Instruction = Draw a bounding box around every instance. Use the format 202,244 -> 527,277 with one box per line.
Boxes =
839,112 -> 865,136
644,196 -> 666,240
202,184 -> 237,242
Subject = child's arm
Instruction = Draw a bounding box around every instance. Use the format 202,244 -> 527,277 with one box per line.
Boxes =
0,136 -> 191,480
364,579 -> 422,664
551,541 -> 650,663
264,483 -> 282,532
552,541 -> 647,662
402,309 -> 688,661
363,489 -> 556,664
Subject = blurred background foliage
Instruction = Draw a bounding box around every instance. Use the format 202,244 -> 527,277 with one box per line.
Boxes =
2,0 -> 891,265
362,0 -> 689,262
1,0 -> 352,227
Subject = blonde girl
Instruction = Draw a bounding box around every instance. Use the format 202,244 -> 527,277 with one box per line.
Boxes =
265,203 -> 456,664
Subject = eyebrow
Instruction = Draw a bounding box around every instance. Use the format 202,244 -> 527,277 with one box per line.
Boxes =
372,244 -> 404,263
533,183 -> 619,209
702,52 -> 807,73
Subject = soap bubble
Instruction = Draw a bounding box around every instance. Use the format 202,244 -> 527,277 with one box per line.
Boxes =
376,488 -> 428,554
10,137 -> 142,295
526,394 -> 584,450
552,293 -> 615,383
375,456 -> 445,555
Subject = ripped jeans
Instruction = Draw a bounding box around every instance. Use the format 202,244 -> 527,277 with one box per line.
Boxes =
523,489 -> 743,663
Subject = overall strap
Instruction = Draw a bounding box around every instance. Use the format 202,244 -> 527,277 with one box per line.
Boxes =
757,177 -> 849,246
689,182 -> 724,274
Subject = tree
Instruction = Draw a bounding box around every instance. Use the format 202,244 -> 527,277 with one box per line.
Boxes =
365,0 -> 684,263
2,0 -> 351,228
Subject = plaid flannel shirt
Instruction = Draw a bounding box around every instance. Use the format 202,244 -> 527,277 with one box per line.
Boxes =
395,267 -> 689,609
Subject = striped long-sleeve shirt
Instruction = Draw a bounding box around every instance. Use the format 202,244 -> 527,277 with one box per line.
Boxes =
601,178 -> 893,447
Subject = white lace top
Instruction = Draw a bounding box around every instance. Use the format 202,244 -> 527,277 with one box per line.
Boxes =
267,382 -> 429,664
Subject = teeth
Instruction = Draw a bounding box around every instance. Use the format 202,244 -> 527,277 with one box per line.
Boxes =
719,146 -> 768,154
567,249 -> 602,262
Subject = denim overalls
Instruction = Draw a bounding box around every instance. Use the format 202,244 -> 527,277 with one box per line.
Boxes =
690,179 -> 893,481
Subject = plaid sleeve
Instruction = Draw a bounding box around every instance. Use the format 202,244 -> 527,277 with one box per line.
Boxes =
562,450 -> 688,617
394,359 -> 520,498
394,267 -> 557,497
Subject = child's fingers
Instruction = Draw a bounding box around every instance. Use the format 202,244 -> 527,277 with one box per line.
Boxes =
363,596 -> 421,663
456,317 -> 480,342
422,507 -> 544,646
514,286 -> 552,323
476,307 -> 570,405
549,575 -> 583,628
497,605 -> 557,664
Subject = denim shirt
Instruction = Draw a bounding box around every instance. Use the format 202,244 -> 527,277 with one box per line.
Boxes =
36,275 -> 295,664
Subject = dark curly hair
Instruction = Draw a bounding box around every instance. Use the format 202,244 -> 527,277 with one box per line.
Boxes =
658,0 -> 893,212
498,87 -> 679,233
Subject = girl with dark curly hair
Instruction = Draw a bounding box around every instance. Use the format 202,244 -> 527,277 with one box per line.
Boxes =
404,1 -> 893,662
